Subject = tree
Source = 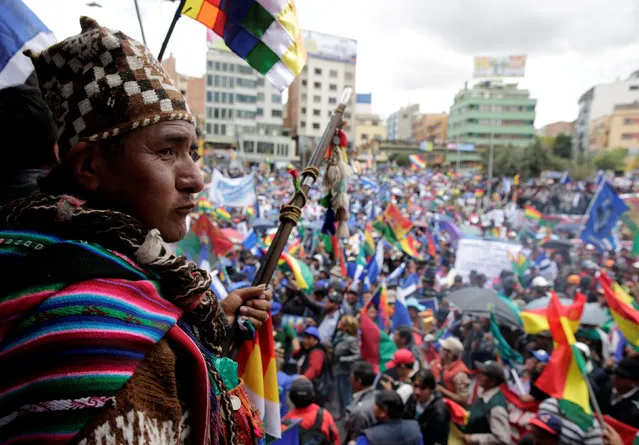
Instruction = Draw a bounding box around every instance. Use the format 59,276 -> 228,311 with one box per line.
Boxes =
392,153 -> 411,167
552,134 -> 573,159
593,147 -> 628,171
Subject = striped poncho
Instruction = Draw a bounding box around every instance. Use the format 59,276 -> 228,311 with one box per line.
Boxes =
0,230 -> 212,444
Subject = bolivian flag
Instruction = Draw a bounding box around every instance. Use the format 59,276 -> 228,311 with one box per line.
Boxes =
599,273 -> 639,351
398,235 -> 423,260
364,224 -> 376,259
373,203 -> 413,243
279,252 -> 313,291
535,293 -> 593,431
215,206 -> 231,221
521,292 -> 585,334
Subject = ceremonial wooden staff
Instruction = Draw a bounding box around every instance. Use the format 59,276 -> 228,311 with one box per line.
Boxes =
223,87 -> 353,353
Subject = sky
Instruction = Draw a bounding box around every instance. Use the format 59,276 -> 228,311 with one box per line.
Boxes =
24,0 -> 639,127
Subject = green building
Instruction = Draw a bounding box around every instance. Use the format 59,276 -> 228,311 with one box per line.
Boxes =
447,81 -> 537,149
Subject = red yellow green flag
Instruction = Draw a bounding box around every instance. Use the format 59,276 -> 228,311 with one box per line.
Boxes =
279,252 -> 313,291
599,273 -> 639,351
363,224 -> 375,259
372,203 -> 413,243
520,291 -> 585,335
398,235 -> 423,260
524,205 -> 542,221
535,293 -> 593,431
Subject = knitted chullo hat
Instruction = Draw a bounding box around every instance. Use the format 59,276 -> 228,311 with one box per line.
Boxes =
25,17 -> 194,160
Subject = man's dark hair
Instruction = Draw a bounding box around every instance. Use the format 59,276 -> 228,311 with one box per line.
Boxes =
374,390 -> 404,420
289,378 -> 315,408
0,85 -> 56,170
411,368 -> 436,390
351,361 -> 375,387
396,326 -> 413,346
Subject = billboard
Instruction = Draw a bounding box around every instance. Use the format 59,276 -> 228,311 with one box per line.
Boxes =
302,30 -> 357,64
473,56 -> 526,78
446,143 -> 475,152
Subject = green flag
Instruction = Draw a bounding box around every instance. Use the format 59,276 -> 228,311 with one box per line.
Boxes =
622,214 -> 639,257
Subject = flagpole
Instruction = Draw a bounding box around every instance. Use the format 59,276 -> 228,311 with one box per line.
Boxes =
157,0 -> 186,62
584,371 -> 606,434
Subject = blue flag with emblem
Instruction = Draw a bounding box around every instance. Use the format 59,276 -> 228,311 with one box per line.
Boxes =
580,181 -> 628,252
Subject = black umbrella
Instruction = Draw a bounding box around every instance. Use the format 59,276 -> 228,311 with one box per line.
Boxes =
540,240 -> 573,250
447,287 -> 522,328
251,218 -> 276,232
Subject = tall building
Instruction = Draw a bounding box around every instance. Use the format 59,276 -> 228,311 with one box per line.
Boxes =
412,113 -> 448,143
285,30 -> 357,161
604,102 -> 639,150
354,93 -> 386,151
204,40 -> 294,166
447,80 -> 536,149
576,71 -> 639,154
161,54 -> 205,121
386,104 -> 419,141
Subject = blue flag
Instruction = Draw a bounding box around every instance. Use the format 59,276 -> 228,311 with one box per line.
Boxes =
0,0 -> 56,87
580,181 -> 628,252
393,273 -> 418,331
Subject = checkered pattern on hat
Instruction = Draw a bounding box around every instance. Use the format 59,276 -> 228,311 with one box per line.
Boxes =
25,16 -> 194,159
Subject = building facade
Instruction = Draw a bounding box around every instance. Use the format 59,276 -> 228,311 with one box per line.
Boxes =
355,113 -> 386,151
161,54 -> 205,121
284,30 -> 357,162
386,104 -> 419,141
589,115 -> 611,151
204,43 -> 294,166
608,102 -> 639,150
446,80 -> 536,149
575,71 -> 639,154
537,121 -> 574,137
412,113 -> 448,143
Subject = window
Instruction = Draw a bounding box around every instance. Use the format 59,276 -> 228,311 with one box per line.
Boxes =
345,72 -> 354,81
624,118 -> 639,125
272,94 -> 282,103
328,97 -> 337,104
213,108 -> 219,119
214,92 -> 219,102
207,107 -> 213,119
214,76 -> 220,87
238,65 -> 253,74
256,107 -> 264,116
301,107 -> 306,114
221,76 -> 227,88
257,92 -> 265,101
301,93 -> 307,101
257,142 -> 274,154
243,141 -> 254,153
313,82 -> 321,88
206,91 -> 212,102
207,61 -> 213,71
301,121 -> 306,127
236,94 -> 257,103
237,78 -> 256,88
230,64 -> 235,72
313,95 -> 321,103
327,111 -> 332,117
213,124 -> 219,134
215,62 -> 220,70
630,85 -> 639,91
302,80 -> 307,86
256,77 -> 265,86
312,123 -> 320,129
229,78 -> 234,88
206,123 -> 212,134
362,134 -> 368,140
313,109 -> 320,116
220,124 -> 226,135
314,68 -> 322,75
329,70 -> 338,78
329,84 -> 337,91
206,75 -> 213,86
229,94 -> 234,104
272,109 -> 282,117
220,109 -> 226,119
221,92 -> 227,103
221,63 -> 227,71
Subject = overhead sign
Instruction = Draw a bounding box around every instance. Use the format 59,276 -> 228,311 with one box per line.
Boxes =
302,30 -> 357,64
420,141 -> 434,152
446,143 -> 475,152
455,238 -> 522,282
473,56 -> 526,78
208,169 -> 256,208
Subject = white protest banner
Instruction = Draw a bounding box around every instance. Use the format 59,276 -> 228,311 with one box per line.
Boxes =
208,169 -> 256,208
454,238 -> 522,282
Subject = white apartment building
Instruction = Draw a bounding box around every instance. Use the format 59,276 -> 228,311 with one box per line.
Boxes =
204,42 -> 295,166
285,30 -> 357,161
575,70 -> 639,155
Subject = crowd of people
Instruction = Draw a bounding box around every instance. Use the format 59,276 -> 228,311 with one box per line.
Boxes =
1,15 -> 639,445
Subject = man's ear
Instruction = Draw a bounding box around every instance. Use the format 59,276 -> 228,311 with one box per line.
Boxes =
67,142 -> 107,192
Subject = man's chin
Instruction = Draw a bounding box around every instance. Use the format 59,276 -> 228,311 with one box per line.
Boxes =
160,220 -> 187,244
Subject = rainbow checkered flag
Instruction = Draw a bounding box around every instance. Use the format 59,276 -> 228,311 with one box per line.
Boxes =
182,0 -> 306,90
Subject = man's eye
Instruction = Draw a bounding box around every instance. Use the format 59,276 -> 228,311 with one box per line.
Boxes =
158,147 -> 174,157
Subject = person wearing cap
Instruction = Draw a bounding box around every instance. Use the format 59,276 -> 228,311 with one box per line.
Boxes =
377,349 -> 415,403
355,391 -> 423,445
0,85 -> 58,205
293,326 -> 332,406
343,361 -> 377,445
529,412 -> 562,445
517,349 -> 550,402
0,18 -> 272,444
343,287 -> 362,316
406,297 -> 427,332
298,283 -> 344,344
432,336 -> 472,406
463,361 -> 510,445
419,273 -> 440,301
422,333 -> 439,366
605,356 -> 639,428
282,377 -> 340,445
403,368 -> 450,445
